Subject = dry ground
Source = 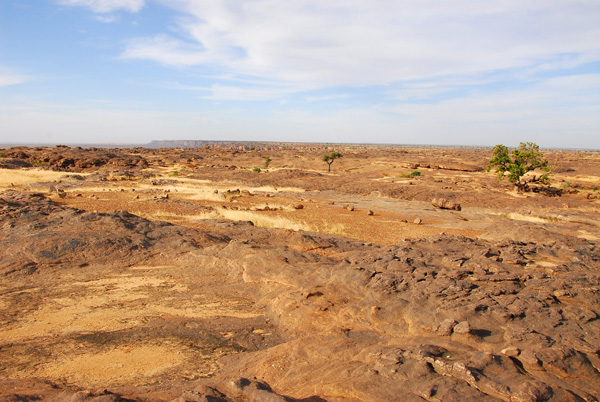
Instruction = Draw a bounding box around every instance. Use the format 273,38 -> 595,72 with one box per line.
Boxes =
1,145 -> 600,401
6,145 -> 598,244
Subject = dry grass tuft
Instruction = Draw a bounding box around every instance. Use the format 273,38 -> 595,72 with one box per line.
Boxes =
491,212 -> 563,224
216,208 -> 311,231
150,208 -> 311,232
0,169 -> 81,191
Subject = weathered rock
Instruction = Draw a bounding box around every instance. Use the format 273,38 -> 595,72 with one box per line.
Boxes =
437,319 -> 458,336
227,378 -> 288,402
432,198 -> 462,211
453,321 -> 471,334
0,158 -> 33,169
501,346 -> 520,357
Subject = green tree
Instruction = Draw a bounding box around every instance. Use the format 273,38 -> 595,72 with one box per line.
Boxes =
263,156 -> 272,169
486,142 -> 550,191
322,151 -> 343,172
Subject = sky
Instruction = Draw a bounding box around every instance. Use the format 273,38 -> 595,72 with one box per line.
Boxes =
1,0 -> 599,148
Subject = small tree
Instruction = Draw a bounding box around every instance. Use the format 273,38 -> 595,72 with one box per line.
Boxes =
263,156 -> 272,169
323,151 -> 343,172
487,142 -> 550,191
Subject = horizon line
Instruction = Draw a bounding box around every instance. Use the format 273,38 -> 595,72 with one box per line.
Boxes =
1,140 -> 598,152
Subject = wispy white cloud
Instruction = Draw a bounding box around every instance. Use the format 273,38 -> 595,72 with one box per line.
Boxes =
122,34 -> 208,65
2,72 -> 598,147
154,81 -> 300,101
390,74 -> 600,118
6,1 -> 598,148
305,94 -> 351,102
94,14 -> 119,23
58,0 -> 144,13
122,0 -> 600,96
383,73 -> 600,146
0,70 -> 29,87
197,84 -> 299,101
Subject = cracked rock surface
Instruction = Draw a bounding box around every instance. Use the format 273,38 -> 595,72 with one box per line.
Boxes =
1,191 -> 599,401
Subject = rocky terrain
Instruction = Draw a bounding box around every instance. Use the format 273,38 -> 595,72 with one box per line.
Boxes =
1,144 -> 600,401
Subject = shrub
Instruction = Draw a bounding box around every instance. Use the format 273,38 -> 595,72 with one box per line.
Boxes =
486,142 -> 550,191
253,167 -> 261,172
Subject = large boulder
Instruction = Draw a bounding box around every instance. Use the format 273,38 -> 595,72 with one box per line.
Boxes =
432,197 -> 461,211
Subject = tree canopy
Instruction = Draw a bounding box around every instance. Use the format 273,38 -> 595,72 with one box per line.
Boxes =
322,151 -> 343,172
487,142 -> 550,190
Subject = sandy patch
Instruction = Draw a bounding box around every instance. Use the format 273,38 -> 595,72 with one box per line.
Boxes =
128,265 -> 179,270
136,176 -> 306,196
34,345 -> 186,387
70,276 -> 173,291
530,261 -> 558,268
0,276 -> 184,342
577,230 -> 600,241
151,208 -> 311,232
216,208 -> 311,231
505,213 -> 550,223
0,168 -> 77,190
0,296 -> 258,342
149,297 -> 261,319
0,273 -> 259,343
572,175 -> 600,183
0,304 -> 146,341
489,212 -> 558,224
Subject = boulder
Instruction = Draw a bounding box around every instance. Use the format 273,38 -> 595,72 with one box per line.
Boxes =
432,198 -> 462,211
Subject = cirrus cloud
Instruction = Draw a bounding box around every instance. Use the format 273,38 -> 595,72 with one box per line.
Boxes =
0,67 -> 29,88
0,75 -> 28,87
58,0 -> 144,13
123,0 -> 600,90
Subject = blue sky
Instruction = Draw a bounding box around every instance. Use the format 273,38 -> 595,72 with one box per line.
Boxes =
1,0 -> 599,148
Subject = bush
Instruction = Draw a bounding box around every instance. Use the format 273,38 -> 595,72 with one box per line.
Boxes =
487,142 -> 550,191
253,167 -> 261,172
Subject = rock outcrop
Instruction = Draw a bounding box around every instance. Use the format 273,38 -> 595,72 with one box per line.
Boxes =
1,191 -> 599,401
432,197 -> 462,211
